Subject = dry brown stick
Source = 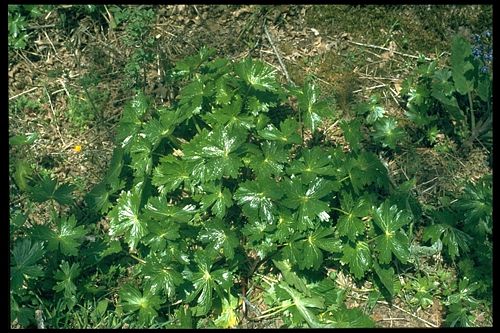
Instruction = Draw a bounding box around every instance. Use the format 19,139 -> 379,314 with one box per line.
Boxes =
358,75 -> 400,81
263,24 -> 293,85
42,30 -> 62,62
346,40 -> 434,61
27,24 -> 56,30
43,86 -> 66,147
352,84 -> 386,94
9,87 -> 39,101
354,294 -> 439,328
390,303 -> 438,328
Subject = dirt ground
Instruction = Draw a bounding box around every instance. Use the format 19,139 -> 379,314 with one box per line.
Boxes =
8,5 -> 492,327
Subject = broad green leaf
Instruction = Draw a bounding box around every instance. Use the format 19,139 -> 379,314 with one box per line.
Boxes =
324,307 -> 375,328
142,219 -> 181,252
373,118 -> 405,149
185,250 -> 233,316
336,191 -> 370,241
119,284 -> 163,325
281,236 -> 302,265
13,158 -> 33,191
235,58 -> 278,92
108,185 -> 147,251
142,252 -> 183,300
95,299 -> 109,317
234,179 -> 283,224
115,92 -> 149,147
294,81 -> 331,132
203,95 -> 254,130
246,95 -> 276,115
199,183 -> 233,218
423,222 -> 471,260
339,119 -> 362,152
198,220 -> 239,260
178,78 -> 204,116
278,282 -> 325,328
431,89 -> 462,120
33,214 -> 86,256
257,118 -> 301,144
214,75 -> 233,105
451,36 -> 474,95
104,147 -> 125,187
152,155 -> 194,195
100,239 -> 122,258
273,259 -> 310,296
85,183 -> 115,214
10,239 -> 45,290
373,262 -> 394,297
142,110 -> 178,146
173,306 -> 193,328
287,146 -> 336,182
143,196 -> 196,223
247,141 -> 288,178
445,303 -> 474,327
282,177 -> 335,230
214,295 -> 239,328
274,210 -> 298,242
29,175 -> 75,205
10,295 -> 34,327
183,126 -> 247,182
310,278 -> 345,308
53,261 -> 81,300
366,104 -> 385,124
346,151 -> 389,193
372,201 -> 411,264
9,132 -> 38,146
298,227 -> 341,269
477,75 -> 491,102
341,241 -> 371,279
455,175 -> 492,227
129,135 -> 153,178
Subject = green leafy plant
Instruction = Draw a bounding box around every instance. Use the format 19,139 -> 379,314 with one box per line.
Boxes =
76,47 -> 432,327
8,5 -> 51,50
400,35 -> 492,151
10,31 -> 492,327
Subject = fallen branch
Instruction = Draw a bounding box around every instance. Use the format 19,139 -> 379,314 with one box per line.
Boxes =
9,87 -> 39,101
346,40 -> 434,61
352,84 -> 386,94
263,23 -> 293,85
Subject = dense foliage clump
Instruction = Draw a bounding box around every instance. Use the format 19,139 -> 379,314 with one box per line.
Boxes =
10,23 -> 491,328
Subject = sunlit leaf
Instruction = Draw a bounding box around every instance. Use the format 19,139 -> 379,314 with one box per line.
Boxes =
10,239 -> 45,291
372,200 -> 411,264
119,284 -> 164,324
234,179 -> 283,224
341,241 -> 371,279
108,185 -> 147,251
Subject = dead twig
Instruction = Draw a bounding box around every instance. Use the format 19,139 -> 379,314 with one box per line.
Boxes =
9,87 -> 40,101
263,23 -> 293,85
346,40 -> 434,61
43,86 -> 66,147
352,84 -> 386,94
42,30 -> 62,63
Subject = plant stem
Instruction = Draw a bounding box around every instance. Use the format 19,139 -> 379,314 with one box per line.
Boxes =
331,207 -> 349,215
467,91 -> 475,131
129,253 -> 146,264
257,302 -> 292,317
82,86 -> 101,123
338,176 -> 350,183
192,116 -> 202,134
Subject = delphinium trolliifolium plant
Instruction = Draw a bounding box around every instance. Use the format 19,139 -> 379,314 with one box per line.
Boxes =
82,46 -> 423,328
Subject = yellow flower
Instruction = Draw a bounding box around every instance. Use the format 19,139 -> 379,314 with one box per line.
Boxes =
73,145 -> 82,153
